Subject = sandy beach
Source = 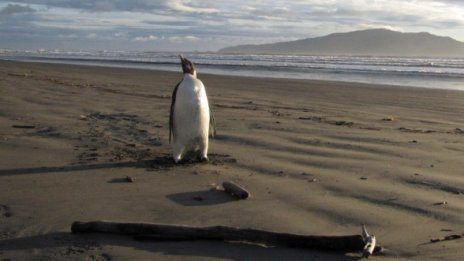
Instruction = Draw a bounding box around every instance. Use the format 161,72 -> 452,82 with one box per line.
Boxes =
1,60 -> 463,260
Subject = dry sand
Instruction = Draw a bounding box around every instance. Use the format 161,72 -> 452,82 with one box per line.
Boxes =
0,60 -> 463,260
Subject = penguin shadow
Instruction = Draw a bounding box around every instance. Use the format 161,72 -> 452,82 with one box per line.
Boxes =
107,177 -> 132,183
167,189 -> 238,206
151,153 -> 237,169
0,153 -> 236,177
151,153 -> 205,167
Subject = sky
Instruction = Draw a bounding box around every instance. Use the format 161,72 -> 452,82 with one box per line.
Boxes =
0,0 -> 463,52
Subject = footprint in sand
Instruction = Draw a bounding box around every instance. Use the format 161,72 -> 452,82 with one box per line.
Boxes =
74,112 -> 165,164
0,204 -> 12,218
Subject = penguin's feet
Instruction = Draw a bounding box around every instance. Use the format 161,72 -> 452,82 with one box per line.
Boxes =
199,156 -> 209,163
173,155 -> 182,164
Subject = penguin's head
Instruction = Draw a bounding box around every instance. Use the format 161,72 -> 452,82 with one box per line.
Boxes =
179,55 -> 196,77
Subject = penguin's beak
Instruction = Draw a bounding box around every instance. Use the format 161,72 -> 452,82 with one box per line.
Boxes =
179,55 -> 195,75
179,55 -> 187,67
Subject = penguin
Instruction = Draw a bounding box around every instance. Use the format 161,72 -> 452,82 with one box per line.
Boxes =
169,55 -> 216,163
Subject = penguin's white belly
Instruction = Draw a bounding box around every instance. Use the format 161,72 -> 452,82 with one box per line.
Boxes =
173,78 -> 210,154
174,96 -> 209,144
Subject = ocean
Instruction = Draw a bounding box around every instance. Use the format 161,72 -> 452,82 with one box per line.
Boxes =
1,50 -> 463,91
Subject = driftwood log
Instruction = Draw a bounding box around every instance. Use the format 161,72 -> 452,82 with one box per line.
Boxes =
71,220 -> 372,253
362,224 -> 376,258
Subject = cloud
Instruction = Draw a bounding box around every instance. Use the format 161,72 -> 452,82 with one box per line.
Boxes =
0,0 -> 463,51
0,4 -> 36,15
6,0 -> 218,14
86,33 -> 98,38
166,0 -> 218,14
132,35 -> 158,42
57,33 -> 78,39
90,0 -> 116,12
168,35 -> 200,43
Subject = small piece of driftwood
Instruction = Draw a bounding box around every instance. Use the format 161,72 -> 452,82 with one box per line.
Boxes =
222,181 -> 250,199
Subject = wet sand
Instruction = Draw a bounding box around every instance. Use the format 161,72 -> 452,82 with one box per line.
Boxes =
1,60 -> 463,260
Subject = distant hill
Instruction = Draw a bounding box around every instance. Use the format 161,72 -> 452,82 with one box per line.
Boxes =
219,29 -> 464,57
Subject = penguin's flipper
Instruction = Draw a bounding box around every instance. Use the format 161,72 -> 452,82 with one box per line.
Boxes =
209,108 -> 217,138
169,81 -> 181,143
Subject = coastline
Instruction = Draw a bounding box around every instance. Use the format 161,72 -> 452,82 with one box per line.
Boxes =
1,60 -> 463,260
2,52 -> 464,91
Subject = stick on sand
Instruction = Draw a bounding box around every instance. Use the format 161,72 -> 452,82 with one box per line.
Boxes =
222,181 -> 250,199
